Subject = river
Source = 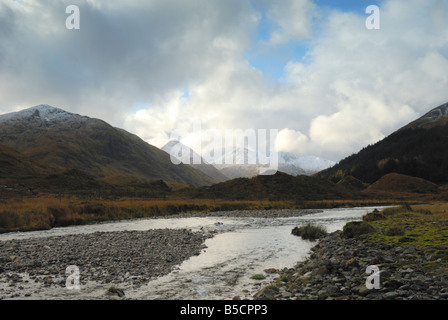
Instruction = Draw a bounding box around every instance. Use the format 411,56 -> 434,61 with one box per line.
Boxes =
0,206 -> 385,300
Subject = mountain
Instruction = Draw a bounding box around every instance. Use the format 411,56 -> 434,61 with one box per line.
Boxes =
277,152 -> 335,175
0,144 -> 61,179
317,102 -> 448,184
161,140 -> 229,182
0,144 -> 112,197
0,105 -> 217,187
401,102 -> 448,130
199,145 -> 334,179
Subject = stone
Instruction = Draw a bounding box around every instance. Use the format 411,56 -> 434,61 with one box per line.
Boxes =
106,286 -> 125,298
264,268 -> 277,274
353,285 -> 370,297
383,291 -> 399,299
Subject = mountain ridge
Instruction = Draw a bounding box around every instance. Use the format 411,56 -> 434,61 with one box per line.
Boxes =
161,140 -> 229,182
0,105 -> 218,187
317,101 -> 448,184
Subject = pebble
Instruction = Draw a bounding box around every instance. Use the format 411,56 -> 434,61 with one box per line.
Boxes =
254,230 -> 448,300
0,229 -> 210,290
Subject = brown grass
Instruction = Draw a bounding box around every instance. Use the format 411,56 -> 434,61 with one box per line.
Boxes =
0,197 -> 395,234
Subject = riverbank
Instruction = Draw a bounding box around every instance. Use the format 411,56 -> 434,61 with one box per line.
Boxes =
0,208 -> 328,299
0,197 -> 394,234
0,229 -> 210,299
254,204 -> 448,300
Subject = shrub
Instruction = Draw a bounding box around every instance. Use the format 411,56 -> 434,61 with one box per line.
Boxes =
385,225 -> 405,236
363,209 -> 386,221
292,223 -> 327,240
250,274 -> 266,280
342,221 -> 375,238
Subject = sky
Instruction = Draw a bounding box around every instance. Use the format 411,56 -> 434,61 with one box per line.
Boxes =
1,0 -> 448,162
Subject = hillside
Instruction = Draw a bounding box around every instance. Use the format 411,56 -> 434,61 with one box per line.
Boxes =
0,144 -> 109,197
317,102 -> 448,184
192,171 -> 359,201
362,173 -> 440,198
0,105 -> 217,187
0,144 -> 62,179
161,140 -> 229,183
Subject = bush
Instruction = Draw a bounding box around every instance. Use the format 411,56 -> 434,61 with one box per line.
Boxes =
385,225 -> 405,236
363,209 -> 386,221
292,223 -> 327,240
342,221 -> 375,238
250,274 -> 266,280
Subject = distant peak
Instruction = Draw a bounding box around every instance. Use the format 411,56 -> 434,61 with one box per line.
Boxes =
420,102 -> 448,121
403,102 -> 448,130
0,104 -> 83,123
26,104 -> 70,114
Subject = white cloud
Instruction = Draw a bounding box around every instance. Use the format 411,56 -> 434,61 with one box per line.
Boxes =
1,0 -> 448,163
261,0 -> 317,44
276,128 -> 309,154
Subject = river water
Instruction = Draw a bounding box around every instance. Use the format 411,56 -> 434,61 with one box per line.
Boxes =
0,206 -> 385,300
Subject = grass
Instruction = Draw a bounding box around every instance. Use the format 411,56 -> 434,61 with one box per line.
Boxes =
250,274 -> 266,280
292,223 -> 327,240
365,203 -> 448,272
0,197 -> 274,233
342,221 -> 375,238
0,196 -> 393,234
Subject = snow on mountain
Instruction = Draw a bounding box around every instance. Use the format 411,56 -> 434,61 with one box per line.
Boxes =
199,145 -> 335,177
0,105 -> 219,186
161,140 -> 229,182
0,104 -> 84,124
161,139 -> 206,165
278,152 -> 336,174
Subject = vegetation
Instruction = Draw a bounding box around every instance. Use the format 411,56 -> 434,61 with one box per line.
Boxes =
341,221 -> 375,238
0,192 -> 400,234
192,172 -> 361,201
317,123 -> 448,184
359,203 -> 448,271
291,223 -> 327,241
250,274 -> 266,280
0,197 -> 338,234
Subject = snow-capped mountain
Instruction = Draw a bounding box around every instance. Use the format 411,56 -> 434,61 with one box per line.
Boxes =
161,140 -> 229,182
195,144 -> 335,178
0,105 -> 218,187
0,104 -> 89,125
278,152 -> 336,175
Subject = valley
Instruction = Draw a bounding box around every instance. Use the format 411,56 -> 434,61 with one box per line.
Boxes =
1,103 -> 448,302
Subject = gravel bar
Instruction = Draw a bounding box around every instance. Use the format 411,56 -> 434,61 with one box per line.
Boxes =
0,228 -> 210,298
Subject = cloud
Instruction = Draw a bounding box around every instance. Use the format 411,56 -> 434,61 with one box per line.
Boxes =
256,0 -> 317,45
1,0 -> 448,162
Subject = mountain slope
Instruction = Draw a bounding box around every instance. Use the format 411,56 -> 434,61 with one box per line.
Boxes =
161,140 -> 229,182
193,171 -> 358,201
317,102 -> 448,184
0,144 -> 62,179
363,173 -> 439,196
0,105 -> 217,187
0,144 -> 111,197
277,152 -> 335,175
200,145 -> 333,178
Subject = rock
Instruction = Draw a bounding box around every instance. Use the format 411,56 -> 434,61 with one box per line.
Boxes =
314,266 -> 329,276
106,286 -> 125,298
342,257 -> 359,269
340,287 -> 350,295
253,287 -> 278,300
383,291 -> 399,299
264,268 -> 277,274
353,285 -> 370,297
